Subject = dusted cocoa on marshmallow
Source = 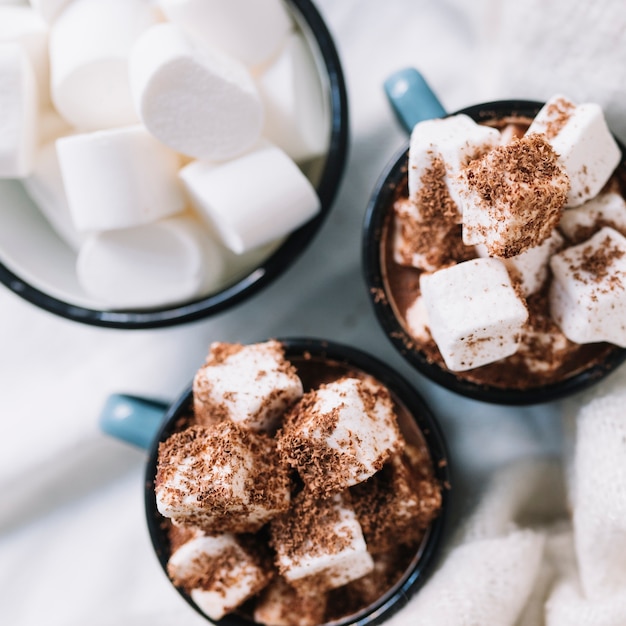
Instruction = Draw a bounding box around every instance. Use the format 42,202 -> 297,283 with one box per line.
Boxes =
76,216 -> 226,308
129,22 -> 264,161
550,227 -> 626,347
159,0 -> 292,69
0,43 -> 38,178
278,376 -> 403,496
270,490 -> 374,592
193,340 -> 303,433
156,422 -> 291,533
167,530 -> 272,621
351,451 -> 442,554
23,142 -> 84,251
180,141 -> 320,254
420,257 -> 529,372
392,196 -> 475,272
477,230 -> 565,297
49,0 -> 157,129
0,5 -> 49,107
526,95 -> 621,207
460,134 -> 569,257
257,32 -> 328,162
254,576 -> 326,626
409,114 -> 501,215
559,191 -> 626,244
56,125 -> 185,232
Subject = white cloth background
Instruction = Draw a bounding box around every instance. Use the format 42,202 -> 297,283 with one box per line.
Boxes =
2,1 -> 626,625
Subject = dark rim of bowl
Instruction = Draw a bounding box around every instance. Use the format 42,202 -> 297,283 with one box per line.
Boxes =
144,337 -> 451,626
363,99 -> 626,406
0,0 -> 349,330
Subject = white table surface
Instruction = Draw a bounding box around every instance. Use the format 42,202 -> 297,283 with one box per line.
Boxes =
2,1 -> 625,624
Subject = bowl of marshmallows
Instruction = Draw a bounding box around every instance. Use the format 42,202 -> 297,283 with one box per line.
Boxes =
0,0 -> 349,328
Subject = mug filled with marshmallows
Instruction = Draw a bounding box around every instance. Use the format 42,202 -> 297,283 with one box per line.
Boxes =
100,338 -> 450,626
0,0 -> 348,328
363,69 -> 626,405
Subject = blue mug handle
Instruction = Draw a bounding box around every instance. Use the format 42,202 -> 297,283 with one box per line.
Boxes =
384,68 -> 447,133
99,394 -> 169,450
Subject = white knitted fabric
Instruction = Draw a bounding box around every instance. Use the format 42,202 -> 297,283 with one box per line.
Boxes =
387,530 -> 545,626
571,390 -> 626,599
389,460 -> 559,626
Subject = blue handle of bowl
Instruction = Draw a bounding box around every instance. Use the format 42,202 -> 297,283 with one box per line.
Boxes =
99,393 -> 169,450
384,68 -> 447,133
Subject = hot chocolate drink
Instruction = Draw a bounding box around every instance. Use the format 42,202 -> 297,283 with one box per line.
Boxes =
374,97 -> 626,392
151,340 -> 444,625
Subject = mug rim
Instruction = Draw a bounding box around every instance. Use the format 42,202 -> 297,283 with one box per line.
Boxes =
0,0 -> 350,330
144,337 -> 451,626
362,99 -> 626,406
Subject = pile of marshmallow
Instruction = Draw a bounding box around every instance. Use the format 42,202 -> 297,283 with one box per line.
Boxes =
0,0 -> 328,308
395,95 -> 626,372
155,340 -> 441,624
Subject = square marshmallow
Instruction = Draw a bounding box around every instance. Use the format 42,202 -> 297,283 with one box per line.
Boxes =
526,95 -> 621,207
167,531 -> 271,621
476,230 -> 565,297
392,196 -> 469,272
559,191 -> 626,243
155,422 -> 291,533
351,452 -> 441,554
270,490 -> 374,592
460,134 -> 569,258
420,258 -> 529,371
550,226 -> 626,347
278,376 -> 403,496
408,114 -> 501,217
193,340 -> 303,432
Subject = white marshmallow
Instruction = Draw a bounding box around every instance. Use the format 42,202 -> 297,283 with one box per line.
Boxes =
193,340 -> 303,432
56,125 -> 185,232
76,216 -> 226,309
0,43 -> 38,177
180,141 -> 320,254
526,95 -> 621,207
129,23 -> 263,161
420,258 -> 529,371
0,5 -> 49,107
279,377 -> 403,495
256,32 -> 328,162
351,452 -> 440,553
559,191 -> 626,242
29,0 -> 73,23
23,141 -> 84,250
405,294 -> 431,342
271,490 -> 374,591
391,195 -> 468,271
409,114 -> 501,218
460,134 -> 569,258
550,226 -> 626,347
168,532 -> 271,621
254,577 -> 326,626
49,0 -> 158,129
477,230 -> 564,297
156,421 -> 291,533
158,0 -> 292,69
